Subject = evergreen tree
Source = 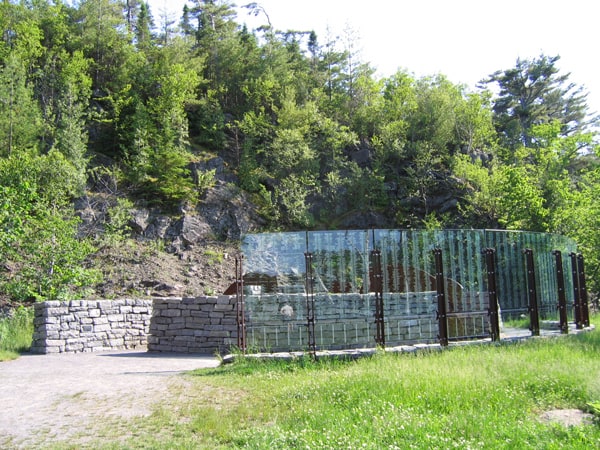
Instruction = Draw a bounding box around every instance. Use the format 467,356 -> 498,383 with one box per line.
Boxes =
52,50 -> 92,192
0,54 -> 44,155
135,1 -> 154,50
484,54 -> 595,157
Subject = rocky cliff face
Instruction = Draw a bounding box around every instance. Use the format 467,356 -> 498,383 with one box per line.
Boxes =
124,182 -> 265,253
75,154 -> 465,300
77,165 -> 265,299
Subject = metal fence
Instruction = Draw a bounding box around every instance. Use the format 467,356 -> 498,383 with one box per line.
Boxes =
236,229 -> 586,353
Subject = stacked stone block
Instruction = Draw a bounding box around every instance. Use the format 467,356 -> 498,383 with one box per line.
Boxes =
31,299 -> 152,354
147,296 -> 237,354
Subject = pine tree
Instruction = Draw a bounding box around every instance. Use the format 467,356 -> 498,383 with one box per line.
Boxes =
484,54 -> 595,155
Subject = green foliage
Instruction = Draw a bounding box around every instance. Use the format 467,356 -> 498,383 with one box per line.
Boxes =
115,58 -> 201,206
0,151 -> 100,301
453,154 -> 502,227
422,212 -> 445,230
554,167 -> 600,294
275,174 -> 315,228
50,49 -> 92,190
4,206 -> 99,301
484,54 -> 593,153
408,75 -> 461,153
496,165 -> 548,230
74,0 -> 134,92
139,145 -> 197,205
148,63 -> 199,148
0,0 -> 599,301
0,306 -> 33,359
0,53 -> 44,156
203,248 -> 224,266
103,197 -> 134,245
194,167 -> 216,194
455,90 -> 497,153
268,127 -> 317,177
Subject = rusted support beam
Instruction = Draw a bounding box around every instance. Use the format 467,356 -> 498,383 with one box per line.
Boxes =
304,252 -> 317,358
576,254 -> 590,328
371,249 -> 385,347
235,254 -> 246,352
570,253 -> 583,329
433,248 -> 449,347
483,248 -> 501,342
552,250 -> 569,334
523,249 -> 540,336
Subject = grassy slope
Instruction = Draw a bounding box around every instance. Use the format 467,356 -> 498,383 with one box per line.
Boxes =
72,316 -> 600,449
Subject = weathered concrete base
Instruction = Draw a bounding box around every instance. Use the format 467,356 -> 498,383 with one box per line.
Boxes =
222,323 -> 596,364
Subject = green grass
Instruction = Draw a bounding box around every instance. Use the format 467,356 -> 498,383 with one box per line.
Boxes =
70,315 -> 600,449
0,306 -> 34,361
203,248 -> 224,265
503,316 -> 531,329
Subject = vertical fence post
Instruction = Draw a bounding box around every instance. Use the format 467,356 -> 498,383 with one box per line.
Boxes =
483,248 -> 501,342
577,254 -> 590,328
523,249 -> 540,336
552,250 -> 569,334
433,248 -> 449,347
235,254 -> 247,352
570,253 -> 583,329
304,252 -> 317,358
371,249 -> 385,347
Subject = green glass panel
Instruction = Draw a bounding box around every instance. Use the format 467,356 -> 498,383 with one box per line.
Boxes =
240,229 -> 577,351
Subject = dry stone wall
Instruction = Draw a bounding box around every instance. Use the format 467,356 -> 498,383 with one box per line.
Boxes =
31,299 -> 152,354
31,297 -> 238,354
148,296 -> 237,353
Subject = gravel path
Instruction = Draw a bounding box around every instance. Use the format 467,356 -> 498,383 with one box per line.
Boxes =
0,350 -> 220,448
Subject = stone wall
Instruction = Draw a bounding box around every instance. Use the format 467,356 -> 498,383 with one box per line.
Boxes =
147,296 -> 237,353
31,299 -> 152,354
31,297 -> 238,355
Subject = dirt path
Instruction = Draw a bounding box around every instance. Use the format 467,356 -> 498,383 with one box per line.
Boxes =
0,350 -> 220,449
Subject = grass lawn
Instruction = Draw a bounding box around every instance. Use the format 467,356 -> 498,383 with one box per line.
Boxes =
0,306 -> 33,361
79,315 -> 600,449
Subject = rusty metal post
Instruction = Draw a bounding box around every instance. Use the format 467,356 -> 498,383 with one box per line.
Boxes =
433,248 -> 449,347
577,254 -> 590,328
371,249 -> 385,347
304,252 -> 317,358
235,254 -> 246,352
483,248 -> 501,342
570,252 -> 583,329
552,250 -> 569,334
523,249 -> 540,336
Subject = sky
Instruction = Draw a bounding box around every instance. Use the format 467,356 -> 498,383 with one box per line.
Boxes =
148,0 -> 600,115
